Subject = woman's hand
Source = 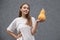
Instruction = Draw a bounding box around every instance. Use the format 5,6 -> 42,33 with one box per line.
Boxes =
16,35 -> 20,39
36,19 -> 45,23
16,33 -> 22,39
36,19 -> 41,23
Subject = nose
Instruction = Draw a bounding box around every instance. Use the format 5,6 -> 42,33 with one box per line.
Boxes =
25,9 -> 27,11
25,8 -> 29,11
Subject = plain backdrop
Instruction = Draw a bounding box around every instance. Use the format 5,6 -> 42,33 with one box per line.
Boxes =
0,0 -> 60,40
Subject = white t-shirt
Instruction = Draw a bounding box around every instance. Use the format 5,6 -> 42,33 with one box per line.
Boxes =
7,17 -> 36,40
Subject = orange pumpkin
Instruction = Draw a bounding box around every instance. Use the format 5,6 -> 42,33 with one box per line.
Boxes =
38,8 -> 46,22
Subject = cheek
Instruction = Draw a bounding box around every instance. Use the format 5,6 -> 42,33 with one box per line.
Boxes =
22,9 -> 26,12
21,9 -> 24,12
28,10 -> 29,11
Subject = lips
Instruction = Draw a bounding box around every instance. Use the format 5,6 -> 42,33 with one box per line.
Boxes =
24,11 -> 28,14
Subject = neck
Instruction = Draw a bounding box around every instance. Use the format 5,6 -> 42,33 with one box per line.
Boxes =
22,13 -> 26,18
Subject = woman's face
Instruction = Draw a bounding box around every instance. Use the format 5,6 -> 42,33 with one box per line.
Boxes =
20,4 -> 30,15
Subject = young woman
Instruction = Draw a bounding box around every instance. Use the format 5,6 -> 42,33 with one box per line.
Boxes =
7,3 -> 40,40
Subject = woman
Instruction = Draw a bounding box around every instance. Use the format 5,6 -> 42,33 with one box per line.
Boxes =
7,3 -> 40,40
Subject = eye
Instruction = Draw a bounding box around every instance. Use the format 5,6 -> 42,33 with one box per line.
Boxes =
23,6 -> 29,10
23,7 -> 26,9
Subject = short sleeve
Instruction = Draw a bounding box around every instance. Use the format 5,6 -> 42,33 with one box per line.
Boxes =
32,17 -> 36,27
7,18 -> 17,32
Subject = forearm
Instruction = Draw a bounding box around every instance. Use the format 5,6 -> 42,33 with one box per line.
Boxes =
31,21 -> 38,35
7,31 -> 17,39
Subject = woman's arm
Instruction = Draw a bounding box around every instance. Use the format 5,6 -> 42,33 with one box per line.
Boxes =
7,30 -> 22,39
31,19 -> 39,35
7,30 -> 17,39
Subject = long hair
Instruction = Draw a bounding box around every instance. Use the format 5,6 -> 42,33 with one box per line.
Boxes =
19,3 -> 32,26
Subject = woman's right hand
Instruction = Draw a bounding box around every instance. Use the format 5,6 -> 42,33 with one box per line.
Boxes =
16,35 -> 20,39
16,33 -> 22,39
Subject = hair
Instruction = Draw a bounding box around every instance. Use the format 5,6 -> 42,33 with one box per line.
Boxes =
19,3 -> 32,26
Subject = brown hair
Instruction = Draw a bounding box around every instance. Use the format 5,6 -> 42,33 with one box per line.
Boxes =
19,3 -> 32,26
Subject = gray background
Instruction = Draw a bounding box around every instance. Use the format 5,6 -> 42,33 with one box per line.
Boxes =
0,0 -> 60,40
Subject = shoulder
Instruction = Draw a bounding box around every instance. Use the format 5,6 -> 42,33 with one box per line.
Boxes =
31,16 -> 36,20
16,17 -> 22,19
31,16 -> 36,24
13,17 -> 22,21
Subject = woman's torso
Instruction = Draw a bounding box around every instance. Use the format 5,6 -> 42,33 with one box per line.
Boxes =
16,17 -> 35,40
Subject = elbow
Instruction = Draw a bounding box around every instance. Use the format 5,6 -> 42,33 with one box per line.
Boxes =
6,29 -> 9,33
6,28 -> 13,33
6,29 -> 12,34
6,30 -> 10,34
6,28 -> 10,33
6,28 -> 9,33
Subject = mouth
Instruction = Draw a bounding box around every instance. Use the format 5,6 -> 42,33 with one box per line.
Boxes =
24,11 -> 29,14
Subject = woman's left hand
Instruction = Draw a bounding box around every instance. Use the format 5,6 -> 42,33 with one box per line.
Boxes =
36,19 -> 45,23
36,19 -> 41,23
